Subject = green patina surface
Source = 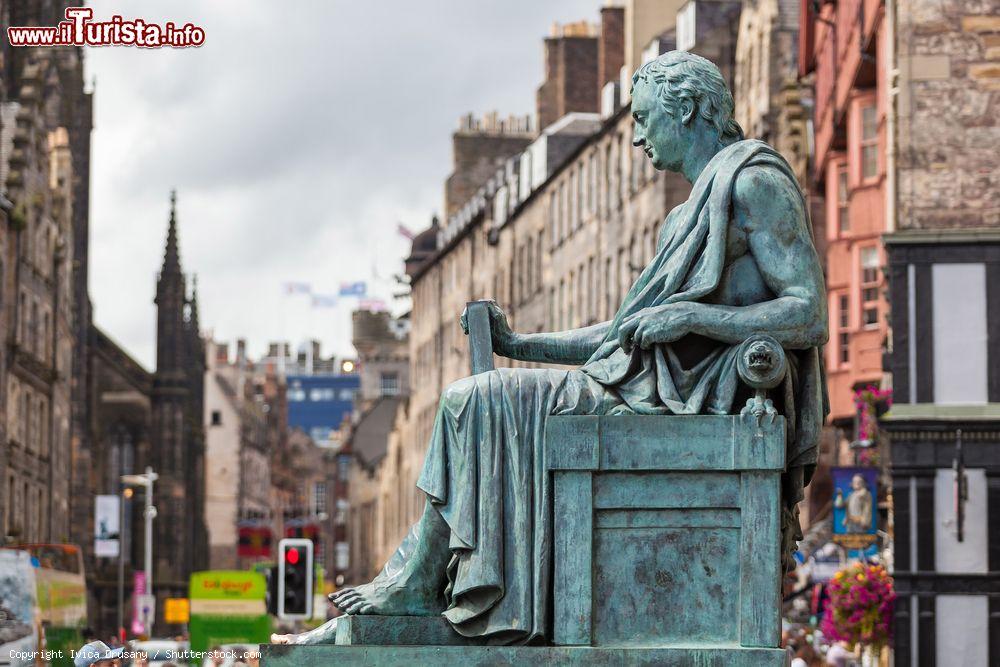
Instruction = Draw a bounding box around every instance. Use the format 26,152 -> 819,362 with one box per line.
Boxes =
289,50 -> 828,662
260,644 -> 787,666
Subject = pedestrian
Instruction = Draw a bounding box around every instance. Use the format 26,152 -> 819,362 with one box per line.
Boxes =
74,639 -> 124,667
825,640 -> 852,666
792,643 -> 820,667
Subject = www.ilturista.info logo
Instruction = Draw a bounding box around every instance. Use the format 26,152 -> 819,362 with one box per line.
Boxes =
7,7 -> 205,48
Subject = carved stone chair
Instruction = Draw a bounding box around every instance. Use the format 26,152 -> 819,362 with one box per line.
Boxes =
464,300 -> 788,660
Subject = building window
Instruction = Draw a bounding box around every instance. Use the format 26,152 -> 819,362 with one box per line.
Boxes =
567,270 -> 575,328
860,247 -> 880,328
837,166 -> 849,233
313,482 -> 327,516
210,410 -> 222,426
549,194 -> 558,247
838,294 -> 850,366
861,105 -> 878,180
587,151 -> 597,213
525,238 -> 533,297
535,230 -> 544,292
380,372 -> 399,397
604,256 -> 613,320
932,263 -> 988,403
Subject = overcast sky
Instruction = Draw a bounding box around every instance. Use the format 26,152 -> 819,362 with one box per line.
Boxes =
85,0 -> 603,370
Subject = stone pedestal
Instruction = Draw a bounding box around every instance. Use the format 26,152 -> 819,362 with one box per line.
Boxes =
260,644 -> 786,666
260,415 -> 788,666
546,414 -> 785,649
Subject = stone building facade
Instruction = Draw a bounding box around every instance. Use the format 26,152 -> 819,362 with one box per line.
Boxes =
203,339 -> 273,570
84,326 -> 152,634
881,2 -> 1000,664
803,0 -> 1000,660
800,0 -> 891,425
343,310 -> 410,585
0,4 -> 90,550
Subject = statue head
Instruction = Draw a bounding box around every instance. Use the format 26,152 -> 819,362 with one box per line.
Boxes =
630,51 -> 744,172
851,474 -> 866,491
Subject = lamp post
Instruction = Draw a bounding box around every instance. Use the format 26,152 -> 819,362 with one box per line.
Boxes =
117,486 -> 133,642
121,467 -> 158,634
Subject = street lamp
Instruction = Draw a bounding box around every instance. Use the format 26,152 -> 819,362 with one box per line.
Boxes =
117,486 -> 133,643
121,466 -> 158,635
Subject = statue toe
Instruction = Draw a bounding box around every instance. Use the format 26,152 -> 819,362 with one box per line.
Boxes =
344,598 -> 367,615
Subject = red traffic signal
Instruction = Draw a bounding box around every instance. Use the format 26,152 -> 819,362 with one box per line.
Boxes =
277,538 -> 313,620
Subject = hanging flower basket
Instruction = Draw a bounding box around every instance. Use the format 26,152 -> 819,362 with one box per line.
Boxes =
820,562 -> 895,649
853,386 -> 892,466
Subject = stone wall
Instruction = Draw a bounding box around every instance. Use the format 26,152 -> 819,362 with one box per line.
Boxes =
896,4 -> 1000,230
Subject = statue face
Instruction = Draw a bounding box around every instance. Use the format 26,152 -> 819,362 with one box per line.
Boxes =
631,78 -> 688,172
851,474 -> 865,491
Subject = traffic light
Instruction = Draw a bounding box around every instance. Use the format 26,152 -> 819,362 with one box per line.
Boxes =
277,538 -> 313,620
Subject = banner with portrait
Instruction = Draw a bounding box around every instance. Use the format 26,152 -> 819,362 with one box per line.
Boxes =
831,467 -> 878,549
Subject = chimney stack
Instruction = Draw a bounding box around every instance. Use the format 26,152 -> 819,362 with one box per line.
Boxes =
535,21 -> 600,131
598,6 -> 626,92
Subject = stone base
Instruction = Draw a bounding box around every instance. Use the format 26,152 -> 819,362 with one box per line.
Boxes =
260,644 -> 787,666
335,615 -> 483,646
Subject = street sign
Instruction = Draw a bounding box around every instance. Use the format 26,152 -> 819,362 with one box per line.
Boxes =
187,571 -> 270,656
138,594 -> 156,628
94,495 -> 120,557
164,597 -> 190,624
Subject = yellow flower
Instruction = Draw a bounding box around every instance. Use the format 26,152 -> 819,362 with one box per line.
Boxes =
834,572 -> 845,581
857,574 -> 867,583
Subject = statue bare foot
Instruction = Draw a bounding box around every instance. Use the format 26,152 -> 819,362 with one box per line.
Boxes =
331,498 -> 451,616
270,617 -> 338,645
331,574 -> 445,616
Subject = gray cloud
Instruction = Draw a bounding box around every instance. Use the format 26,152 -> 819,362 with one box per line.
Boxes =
87,0 -> 602,368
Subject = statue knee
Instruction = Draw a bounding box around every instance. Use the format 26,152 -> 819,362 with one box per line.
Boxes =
440,375 -> 479,412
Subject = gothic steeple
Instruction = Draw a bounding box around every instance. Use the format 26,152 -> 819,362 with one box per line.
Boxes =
155,190 -> 187,374
160,189 -> 182,281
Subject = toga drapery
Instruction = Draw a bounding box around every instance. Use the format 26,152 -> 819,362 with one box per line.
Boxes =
416,139 -> 828,643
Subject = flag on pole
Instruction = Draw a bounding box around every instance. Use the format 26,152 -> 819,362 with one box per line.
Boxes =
339,281 -> 367,297
358,298 -> 387,312
284,281 -> 312,295
311,294 -> 339,308
397,223 -> 416,241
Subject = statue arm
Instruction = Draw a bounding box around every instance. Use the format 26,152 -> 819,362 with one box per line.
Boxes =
618,166 -> 828,353
462,300 -> 612,365
679,167 -> 828,349
504,320 -> 613,365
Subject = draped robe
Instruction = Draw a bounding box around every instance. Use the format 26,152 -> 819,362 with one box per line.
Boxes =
416,139 -> 828,643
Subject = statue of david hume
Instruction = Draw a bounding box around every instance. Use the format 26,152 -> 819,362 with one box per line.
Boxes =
289,51 -> 828,646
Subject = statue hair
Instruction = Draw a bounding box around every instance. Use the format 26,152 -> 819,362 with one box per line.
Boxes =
632,51 -> 745,144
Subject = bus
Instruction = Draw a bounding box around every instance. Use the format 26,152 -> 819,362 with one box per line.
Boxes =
5,545 -> 87,667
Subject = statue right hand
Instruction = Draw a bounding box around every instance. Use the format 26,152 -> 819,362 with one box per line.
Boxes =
461,300 -> 516,356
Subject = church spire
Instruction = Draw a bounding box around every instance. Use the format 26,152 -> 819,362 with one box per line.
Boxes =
155,189 -> 187,374
161,189 -> 181,277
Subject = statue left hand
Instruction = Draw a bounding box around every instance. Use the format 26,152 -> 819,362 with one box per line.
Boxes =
619,303 -> 693,353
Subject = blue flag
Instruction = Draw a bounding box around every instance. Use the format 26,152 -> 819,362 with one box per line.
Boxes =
339,281 -> 367,297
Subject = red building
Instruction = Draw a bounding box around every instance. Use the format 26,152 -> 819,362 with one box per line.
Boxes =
800,0 -> 891,423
